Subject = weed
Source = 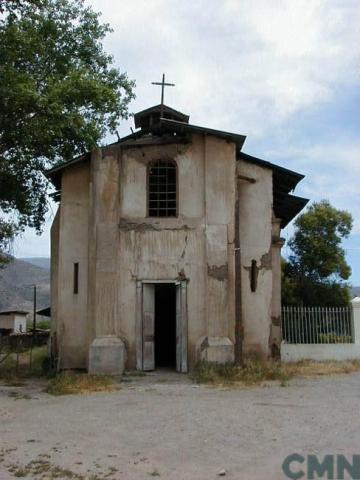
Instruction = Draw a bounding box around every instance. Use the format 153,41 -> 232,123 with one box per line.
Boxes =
318,333 -> 352,344
0,346 -> 49,385
8,391 -> 32,400
7,457 -> 96,479
149,468 -> 161,476
282,359 -> 360,377
123,371 -> 147,377
12,467 -> 28,477
191,359 -> 291,386
46,371 -> 117,396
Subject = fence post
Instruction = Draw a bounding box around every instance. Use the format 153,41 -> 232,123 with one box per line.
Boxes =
350,297 -> 360,344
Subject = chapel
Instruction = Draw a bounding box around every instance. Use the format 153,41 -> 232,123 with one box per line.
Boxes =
48,93 -> 308,374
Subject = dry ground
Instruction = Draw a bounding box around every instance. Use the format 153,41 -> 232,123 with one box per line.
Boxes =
0,370 -> 359,479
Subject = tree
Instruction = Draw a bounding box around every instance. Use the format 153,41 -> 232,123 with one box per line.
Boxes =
0,0 -> 135,264
282,200 -> 353,306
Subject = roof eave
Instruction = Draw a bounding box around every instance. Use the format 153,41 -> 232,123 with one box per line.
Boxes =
159,118 -> 247,149
237,151 -> 305,190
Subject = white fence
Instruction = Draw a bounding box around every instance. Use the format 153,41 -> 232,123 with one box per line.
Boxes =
281,297 -> 360,362
282,306 -> 353,344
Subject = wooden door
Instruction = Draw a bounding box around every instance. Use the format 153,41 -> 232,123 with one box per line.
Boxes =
142,283 -> 155,371
176,282 -> 188,373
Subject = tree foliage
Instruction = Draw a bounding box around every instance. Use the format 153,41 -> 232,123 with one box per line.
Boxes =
282,200 -> 353,306
0,0 -> 135,263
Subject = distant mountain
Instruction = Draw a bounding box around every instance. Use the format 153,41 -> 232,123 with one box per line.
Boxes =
21,257 -> 50,270
0,258 -> 50,312
352,287 -> 360,298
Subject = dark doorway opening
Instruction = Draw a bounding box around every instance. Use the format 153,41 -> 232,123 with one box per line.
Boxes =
154,283 -> 176,368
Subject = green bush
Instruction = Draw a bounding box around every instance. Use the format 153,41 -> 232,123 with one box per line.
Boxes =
318,333 -> 352,344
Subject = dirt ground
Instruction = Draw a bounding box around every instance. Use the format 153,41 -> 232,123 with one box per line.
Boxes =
0,370 -> 359,480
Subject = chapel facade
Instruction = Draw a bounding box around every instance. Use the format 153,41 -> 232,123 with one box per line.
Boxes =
48,103 -> 308,374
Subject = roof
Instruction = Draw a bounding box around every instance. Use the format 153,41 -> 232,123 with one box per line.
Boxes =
237,151 -> 308,227
46,103 -> 308,227
46,116 -> 247,181
134,104 -> 189,129
0,310 -> 29,316
158,118 -> 246,149
37,307 -> 51,317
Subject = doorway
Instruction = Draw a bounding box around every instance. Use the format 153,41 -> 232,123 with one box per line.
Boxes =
154,284 -> 176,368
137,281 -> 188,373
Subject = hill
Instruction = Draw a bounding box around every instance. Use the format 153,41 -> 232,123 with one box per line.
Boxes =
0,258 -> 50,312
22,257 -> 50,270
352,286 -> 360,298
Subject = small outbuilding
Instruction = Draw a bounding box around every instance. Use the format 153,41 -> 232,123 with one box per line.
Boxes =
0,310 -> 28,335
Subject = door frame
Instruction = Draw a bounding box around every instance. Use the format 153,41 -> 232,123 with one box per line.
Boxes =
136,280 -> 188,372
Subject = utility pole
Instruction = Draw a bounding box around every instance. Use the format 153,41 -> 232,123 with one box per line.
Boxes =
33,284 -> 37,332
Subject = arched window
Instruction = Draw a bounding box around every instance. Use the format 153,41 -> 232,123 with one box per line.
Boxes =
148,160 -> 177,217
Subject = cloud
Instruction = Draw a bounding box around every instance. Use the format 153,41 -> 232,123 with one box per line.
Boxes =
14,0 -> 360,282
89,0 -> 360,136
265,139 -> 360,234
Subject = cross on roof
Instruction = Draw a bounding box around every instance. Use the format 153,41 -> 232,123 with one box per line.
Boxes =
152,73 -> 175,117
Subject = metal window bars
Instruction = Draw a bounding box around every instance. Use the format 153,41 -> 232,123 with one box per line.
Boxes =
148,161 -> 177,217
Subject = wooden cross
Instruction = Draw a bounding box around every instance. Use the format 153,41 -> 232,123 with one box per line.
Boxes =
152,73 -> 175,117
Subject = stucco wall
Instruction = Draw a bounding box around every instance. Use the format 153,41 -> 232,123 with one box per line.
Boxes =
281,344 -> 360,362
14,315 -> 27,333
116,135 -> 236,368
50,208 -> 60,337
0,314 -> 27,332
57,162 -> 90,369
270,218 -> 283,357
237,160 -> 274,358
53,133 -> 277,370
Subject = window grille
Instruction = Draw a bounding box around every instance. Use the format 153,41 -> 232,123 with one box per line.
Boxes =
148,161 -> 177,217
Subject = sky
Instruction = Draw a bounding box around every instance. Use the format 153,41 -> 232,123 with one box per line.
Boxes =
14,0 -> 360,284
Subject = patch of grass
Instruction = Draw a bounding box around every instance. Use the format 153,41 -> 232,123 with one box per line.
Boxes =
27,319 -> 51,330
318,333 -> 352,344
11,467 -> 28,477
282,359 -> 360,377
46,371 -> 117,396
123,370 -> 147,377
8,391 -> 32,400
192,359 -> 360,387
7,457 -> 100,479
148,468 -> 161,477
0,346 -> 49,385
192,359 -> 291,386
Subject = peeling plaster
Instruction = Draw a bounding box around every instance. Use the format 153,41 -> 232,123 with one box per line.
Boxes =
260,251 -> 272,270
271,315 -> 281,326
180,235 -> 188,259
118,220 -> 193,232
177,269 -> 186,281
200,337 -> 209,351
207,264 -> 228,281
